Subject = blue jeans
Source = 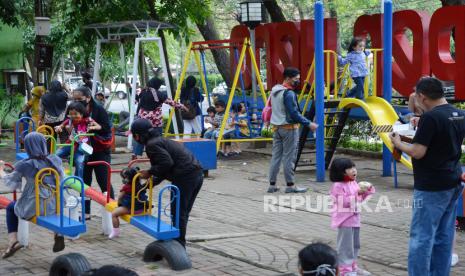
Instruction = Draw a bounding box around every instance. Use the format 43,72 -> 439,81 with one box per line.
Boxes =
347,76 -> 365,99
133,127 -> 162,156
6,201 -> 18,233
57,145 -> 85,178
408,184 -> 463,276
203,129 -> 217,140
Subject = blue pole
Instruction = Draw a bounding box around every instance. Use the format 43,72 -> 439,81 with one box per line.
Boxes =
315,1 -> 325,182
200,51 -> 212,107
382,0 -> 393,177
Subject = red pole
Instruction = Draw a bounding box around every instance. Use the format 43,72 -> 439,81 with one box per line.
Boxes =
86,161 -> 112,203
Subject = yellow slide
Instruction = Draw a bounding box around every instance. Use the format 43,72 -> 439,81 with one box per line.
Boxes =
338,96 -> 412,169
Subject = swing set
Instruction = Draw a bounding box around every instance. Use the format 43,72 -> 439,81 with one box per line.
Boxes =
164,38 -> 269,151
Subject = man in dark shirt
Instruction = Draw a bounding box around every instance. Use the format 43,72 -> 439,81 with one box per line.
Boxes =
131,118 -> 203,248
390,77 -> 465,276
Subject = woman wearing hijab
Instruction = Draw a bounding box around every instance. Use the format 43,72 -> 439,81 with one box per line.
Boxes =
22,86 -> 45,124
38,80 -> 70,142
180,75 -> 204,138
132,77 -> 187,158
0,132 -> 65,258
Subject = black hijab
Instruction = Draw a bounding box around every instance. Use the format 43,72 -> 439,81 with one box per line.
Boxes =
138,78 -> 167,111
41,80 -> 68,117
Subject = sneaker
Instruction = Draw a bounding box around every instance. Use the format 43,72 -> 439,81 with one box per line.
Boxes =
355,268 -> 372,276
452,253 -> 459,267
285,186 -> 308,193
267,186 -> 280,193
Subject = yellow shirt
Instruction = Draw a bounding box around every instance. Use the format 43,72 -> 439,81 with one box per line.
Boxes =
27,86 -> 45,122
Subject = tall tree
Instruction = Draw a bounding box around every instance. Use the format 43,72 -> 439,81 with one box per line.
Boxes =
263,0 -> 286,22
196,16 -> 232,87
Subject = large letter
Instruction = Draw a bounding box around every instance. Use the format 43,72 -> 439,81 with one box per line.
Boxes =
392,10 -> 431,97
429,6 -> 465,100
269,22 -> 301,86
354,14 -> 382,96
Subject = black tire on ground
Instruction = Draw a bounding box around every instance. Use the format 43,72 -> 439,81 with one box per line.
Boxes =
143,240 -> 192,271
49,253 -> 92,276
117,91 -> 127,99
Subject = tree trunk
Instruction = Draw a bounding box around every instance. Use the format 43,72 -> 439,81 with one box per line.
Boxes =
327,0 -> 341,53
440,0 -> 465,5
26,54 -> 37,86
439,0 -> 465,42
263,0 -> 286,22
146,0 -> 183,133
196,16 -> 232,87
292,0 -> 305,20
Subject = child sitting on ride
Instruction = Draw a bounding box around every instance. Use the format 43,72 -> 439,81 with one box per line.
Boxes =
54,102 -> 100,178
338,37 -> 370,100
204,100 -> 225,140
109,167 -> 148,239
235,102 -> 250,138
202,106 -> 216,138
0,132 -> 65,258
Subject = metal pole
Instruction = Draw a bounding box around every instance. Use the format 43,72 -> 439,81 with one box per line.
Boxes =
60,55 -> 65,82
127,38 -> 140,149
382,0 -> 393,176
119,43 -> 130,108
157,39 -> 179,137
315,1 -> 325,182
92,39 -> 102,96
250,28 -> 257,111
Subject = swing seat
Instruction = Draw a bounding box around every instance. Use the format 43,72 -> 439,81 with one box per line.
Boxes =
36,215 -> 86,237
130,215 -> 180,240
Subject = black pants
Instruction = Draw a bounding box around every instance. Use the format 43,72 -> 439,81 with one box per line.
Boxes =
83,150 -> 114,214
170,170 -> 203,247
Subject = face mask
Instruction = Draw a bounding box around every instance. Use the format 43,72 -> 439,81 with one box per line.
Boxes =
292,79 -> 300,88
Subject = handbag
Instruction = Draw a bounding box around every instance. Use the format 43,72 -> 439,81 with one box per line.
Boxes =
181,88 -> 198,120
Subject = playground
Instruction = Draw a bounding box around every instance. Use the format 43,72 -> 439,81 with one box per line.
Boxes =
0,144 -> 464,275
1,0 -> 465,275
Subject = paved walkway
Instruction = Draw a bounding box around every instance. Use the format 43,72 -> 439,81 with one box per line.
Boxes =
0,144 -> 464,275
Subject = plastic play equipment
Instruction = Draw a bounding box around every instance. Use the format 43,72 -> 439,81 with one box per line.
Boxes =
62,160 -> 192,270
15,117 -> 35,161
292,1 -> 399,181
0,168 -> 91,275
338,97 -> 412,169
33,169 -> 86,237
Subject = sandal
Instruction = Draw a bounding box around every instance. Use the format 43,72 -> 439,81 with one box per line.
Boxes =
2,241 -> 23,259
53,234 -> 65,253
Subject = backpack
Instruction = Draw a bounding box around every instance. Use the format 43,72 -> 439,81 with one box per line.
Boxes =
181,89 -> 198,120
262,89 -> 287,124
262,96 -> 272,124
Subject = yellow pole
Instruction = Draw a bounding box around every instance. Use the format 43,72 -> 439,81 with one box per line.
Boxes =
302,83 -> 315,115
164,42 -> 193,136
299,58 -> 315,102
325,51 -> 330,98
247,43 -> 267,103
216,39 -> 248,152
373,49 -> 381,97
194,50 -> 211,105
34,168 -> 60,219
333,51 -> 338,99
364,54 -> 369,98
